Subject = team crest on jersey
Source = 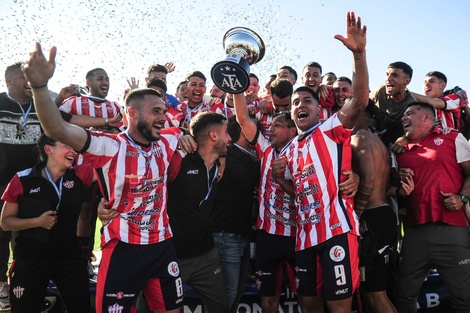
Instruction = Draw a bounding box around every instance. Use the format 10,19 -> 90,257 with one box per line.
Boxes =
13,286 -> 25,298
63,180 -> 74,189
152,146 -> 162,158
108,302 -> 124,313
330,245 -> 346,262
434,137 -> 443,146
168,261 -> 180,277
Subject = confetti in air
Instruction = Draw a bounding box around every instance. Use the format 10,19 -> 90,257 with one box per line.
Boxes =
0,0 -> 313,102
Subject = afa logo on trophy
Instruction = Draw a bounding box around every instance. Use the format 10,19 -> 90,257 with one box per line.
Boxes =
211,27 -> 265,94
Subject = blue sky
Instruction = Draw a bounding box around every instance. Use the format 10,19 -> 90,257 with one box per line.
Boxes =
1,0 -> 469,102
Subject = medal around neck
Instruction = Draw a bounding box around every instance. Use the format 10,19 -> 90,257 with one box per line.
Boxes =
211,27 -> 265,94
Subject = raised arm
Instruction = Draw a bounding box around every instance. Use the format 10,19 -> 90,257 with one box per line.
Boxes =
233,93 -> 258,142
334,12 -> 369,129
22,42 -> 88,151
409,92 -> 446,109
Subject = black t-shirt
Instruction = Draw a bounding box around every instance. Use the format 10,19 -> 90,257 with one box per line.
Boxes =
7,164 -> 89,259
167,152 -> 219,259
211,144 -> 260,235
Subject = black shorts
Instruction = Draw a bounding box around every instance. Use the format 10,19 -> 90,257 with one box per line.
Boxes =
359,204 -> 398,292
296,232 -> 360,301
255,230 -> 296,296
96,238 -> 183,313
9,255 -> 89,313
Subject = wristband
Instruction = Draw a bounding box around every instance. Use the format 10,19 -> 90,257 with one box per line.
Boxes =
105,118 -> 109,126
30,82 -> 48,89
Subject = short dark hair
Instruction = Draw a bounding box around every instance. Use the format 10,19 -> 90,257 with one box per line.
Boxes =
249,73 -> 259,82
86,68 -> 106,81
279,65 -> 297,81
406,101 -> 435,119
293,86 -> 320,104
5,62 -> 23,79
426,71 -> 447,83
147,64 -> 168,76
336,76 -> 352,85
303,62 -> 323,75
125,88 -> 163,109
270,79 -> 293,99
185,71 -> 206,83
37,133 -> 57,166
227,115 -> 242,142
190,112 -> 227,142
146,78 -> 167,93
388,62 -> 413,79
273,111 -> 296,128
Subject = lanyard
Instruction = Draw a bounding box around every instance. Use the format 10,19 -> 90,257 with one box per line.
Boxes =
199,163 -> 219,209
124,132 -> 152,186
44,167 -> 63,212
233,143 -> 257,161
297,122 -> 321,142
273,137 -> 296,159
6,93 -> 32,127
185,102 -> 203,124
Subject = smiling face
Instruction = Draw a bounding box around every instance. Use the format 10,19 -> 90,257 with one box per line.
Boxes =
87,69 -> 109,98
302,66 -> 322,93
401,104 -> 435,142
333,80 -> 352,107
213,123 -> 231,157
6,68 -> 32,103
291,90 -> 320,132
423,75 -> 446,98
46,141 -> 77,170
128,94 -> 167,143
187,76 -> 207,107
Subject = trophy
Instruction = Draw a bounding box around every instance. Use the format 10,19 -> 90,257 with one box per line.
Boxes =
211,27 -> 265,94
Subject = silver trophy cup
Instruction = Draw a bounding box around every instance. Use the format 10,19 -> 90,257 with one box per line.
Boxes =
211,27 -> 265,94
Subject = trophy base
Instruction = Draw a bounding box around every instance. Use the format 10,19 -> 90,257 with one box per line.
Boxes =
211,55 -> 250,94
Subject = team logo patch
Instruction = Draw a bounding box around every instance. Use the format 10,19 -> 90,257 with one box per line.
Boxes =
13,286 -> 24,299
434,137 -> 443,146
168,261 -> 180,277
329,245 -> 346,262
63,180 -> 74,189
108,302 -> 124,313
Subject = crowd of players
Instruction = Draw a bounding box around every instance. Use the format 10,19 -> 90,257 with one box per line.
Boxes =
1,11 -> 470,313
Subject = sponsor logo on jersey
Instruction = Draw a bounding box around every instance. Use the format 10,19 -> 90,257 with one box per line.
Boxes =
168,261 -> 180,277
108,302 -> 124,313
30,187 -> 40,194
329,245 -> 346,262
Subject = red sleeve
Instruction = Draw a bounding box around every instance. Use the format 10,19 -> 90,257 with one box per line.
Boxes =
167,151 -> 183,183
1,175 -> 24,203
319,87 -> 335,109
74,163 -> 94,188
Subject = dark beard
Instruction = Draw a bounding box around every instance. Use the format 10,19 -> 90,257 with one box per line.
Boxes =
136,119 -> 160,142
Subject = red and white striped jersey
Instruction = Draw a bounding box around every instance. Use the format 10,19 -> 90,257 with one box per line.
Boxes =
166,101 -> 212,127
59,96 -> 121,118
254,133 -> 296,237
435,94 -> 462,129
59,96 -> 123,130
286,114 -> 359,251
255,112 -> 274,140
81,127 -> 183,246
211,102 -> 235,119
